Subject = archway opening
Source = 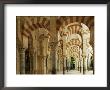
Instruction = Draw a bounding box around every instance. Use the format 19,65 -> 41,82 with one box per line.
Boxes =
70,57 -> 75,70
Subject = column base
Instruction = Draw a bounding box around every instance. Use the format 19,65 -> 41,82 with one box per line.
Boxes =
83,68 -> 88,74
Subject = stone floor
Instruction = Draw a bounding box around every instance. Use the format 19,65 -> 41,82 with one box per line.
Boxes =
57,70 -> 94,75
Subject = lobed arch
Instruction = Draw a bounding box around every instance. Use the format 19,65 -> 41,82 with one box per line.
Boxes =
69,52 -> 79,61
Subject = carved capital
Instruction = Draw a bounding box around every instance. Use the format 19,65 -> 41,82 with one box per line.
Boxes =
49,42 -> 58,51
19,48 -> 26,53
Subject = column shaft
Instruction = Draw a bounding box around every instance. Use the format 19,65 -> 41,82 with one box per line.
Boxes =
20,48 -> 25,74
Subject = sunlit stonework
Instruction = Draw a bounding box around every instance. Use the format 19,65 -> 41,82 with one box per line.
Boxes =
16,16 -> 94,74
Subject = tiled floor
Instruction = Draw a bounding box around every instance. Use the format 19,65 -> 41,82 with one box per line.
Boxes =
57,70 -> 93,75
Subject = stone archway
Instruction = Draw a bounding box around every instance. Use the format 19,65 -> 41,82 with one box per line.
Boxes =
57,20 -> 94,74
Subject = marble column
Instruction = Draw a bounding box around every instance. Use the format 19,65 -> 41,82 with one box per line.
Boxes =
77,60 -> 79,70
88,54 -> 92,70
82,36 -> 87,74
43,55 -> 49,74
87,54 -> 89,71
69,57 -> 71,70
43,56 -> 46,74
63,56 -> 66,72
85,57 -> 88,71
16,49 -> 20,74
78,61 -> 80,71
81,60 -> 83,73
20,48 -> 25,74
49,16 -> 57,74
16,16 -> 22,74
79,50 -> 81,73
33,51 -> 37,74
57,54 -> 60,72
79,60 -> 81,73
75,60 -> 77,70
50,42 -> 57,74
